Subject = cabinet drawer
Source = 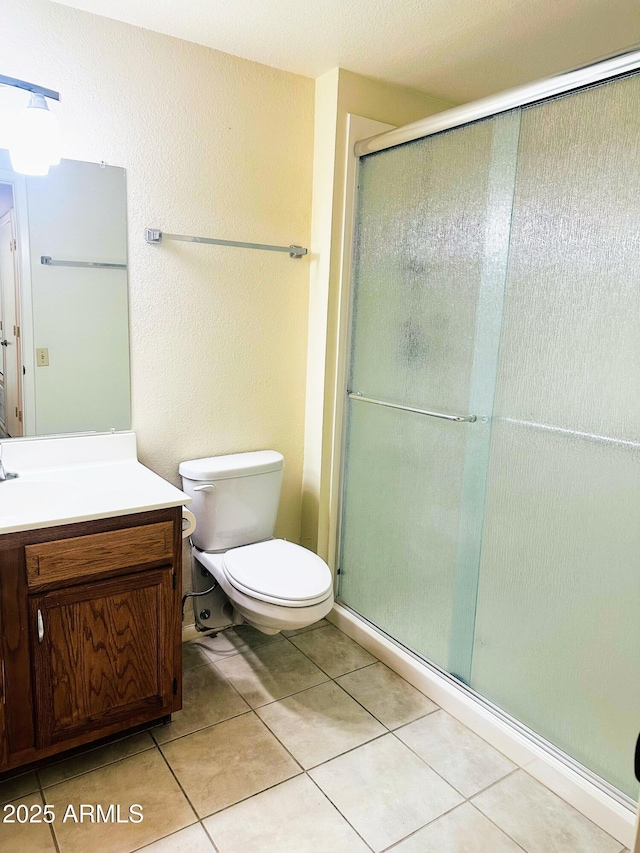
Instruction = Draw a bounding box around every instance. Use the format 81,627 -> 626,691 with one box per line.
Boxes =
25,522 -> 174,589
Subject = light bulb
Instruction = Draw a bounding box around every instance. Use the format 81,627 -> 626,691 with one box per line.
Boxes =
9,92 -> 61,176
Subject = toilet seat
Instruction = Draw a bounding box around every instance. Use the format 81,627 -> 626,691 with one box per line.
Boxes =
222,539 -> 333,608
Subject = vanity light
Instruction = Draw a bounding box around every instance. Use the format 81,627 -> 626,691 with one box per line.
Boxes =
0,75 -> 61,176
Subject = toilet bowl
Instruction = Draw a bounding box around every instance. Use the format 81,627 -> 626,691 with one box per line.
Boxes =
180,450 -> 334,634
195,539 -> 333,634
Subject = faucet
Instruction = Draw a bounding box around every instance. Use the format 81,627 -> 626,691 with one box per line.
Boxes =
0,444 -> 18,481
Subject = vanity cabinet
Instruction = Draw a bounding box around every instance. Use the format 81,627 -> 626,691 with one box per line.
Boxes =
0,506 -> 182,774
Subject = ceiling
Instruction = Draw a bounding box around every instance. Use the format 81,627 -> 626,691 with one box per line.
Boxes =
52,0 -> 640,103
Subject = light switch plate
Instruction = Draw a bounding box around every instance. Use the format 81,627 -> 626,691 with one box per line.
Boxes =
36,348 -> 49,366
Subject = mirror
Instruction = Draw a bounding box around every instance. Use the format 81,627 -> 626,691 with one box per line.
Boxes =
0,151 -> 130,437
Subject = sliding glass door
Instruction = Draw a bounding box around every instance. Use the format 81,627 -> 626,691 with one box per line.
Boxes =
339,70 -> 640,799
340,111 -> 520,679
470,74 -> 640,799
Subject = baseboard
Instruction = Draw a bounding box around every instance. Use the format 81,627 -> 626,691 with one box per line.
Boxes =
328,602 -> 637,849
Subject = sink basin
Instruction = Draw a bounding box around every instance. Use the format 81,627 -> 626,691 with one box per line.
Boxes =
0,479 -> 80,516
0,432 -> 189,535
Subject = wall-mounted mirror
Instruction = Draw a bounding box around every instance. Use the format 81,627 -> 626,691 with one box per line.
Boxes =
0,151 -> 130,437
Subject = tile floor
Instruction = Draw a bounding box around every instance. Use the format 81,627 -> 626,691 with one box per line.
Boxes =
0,619 -> 630,853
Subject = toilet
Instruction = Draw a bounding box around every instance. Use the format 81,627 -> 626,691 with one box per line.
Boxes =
179,450 -> 334,635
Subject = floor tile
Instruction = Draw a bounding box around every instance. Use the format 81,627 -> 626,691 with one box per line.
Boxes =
193,625 -> 282,663
182,640 -> 212,671
215,639 -> 328,707
136,822 -> 215,852
395,709 -> 516,797
0,791 -> 56,853
39,731 -> 155,788
256,680 -> 385,768
392,802 -> 523,852
289,624 -> 376,677
160,711 -> 301,817
203,775 -> 371,853
282,618 -> 329,637
44,747 -> 195,853
153,661 -> 249,744
337,662 -> 438,729
310,733 -> 463,852
0,770 -> 39,805
472,770 -> 623,853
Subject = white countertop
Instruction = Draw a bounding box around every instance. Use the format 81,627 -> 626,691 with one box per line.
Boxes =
0,431 -> 190,535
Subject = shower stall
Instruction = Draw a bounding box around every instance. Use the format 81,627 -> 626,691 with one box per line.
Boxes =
336,51 -> 640,809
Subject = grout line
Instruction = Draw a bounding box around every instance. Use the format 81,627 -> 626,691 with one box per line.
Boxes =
332,674 -> 439,733
471,769 -> 627,849
387,725 -> 516,801
201,819 -> 222,852
128,822 -> 196,853
155,742 -> 200,822
38,734 -> 158,788
468,765 -> 523,802
35,771 -> 61,853
305,771 -> 376,852
153,706 -> 252,748
197,772 -> 305,822
284,627 -> 380,680
378,800 -> 471,852
246,711 -> 306,773
196,635 -> 285,666
467,800 -> 530,853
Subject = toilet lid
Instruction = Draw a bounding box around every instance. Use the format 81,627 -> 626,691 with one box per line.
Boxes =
222,539 -> 333,606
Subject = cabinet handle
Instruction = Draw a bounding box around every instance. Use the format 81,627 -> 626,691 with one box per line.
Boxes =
1,659 -> 5,705
37,609 -> 44,643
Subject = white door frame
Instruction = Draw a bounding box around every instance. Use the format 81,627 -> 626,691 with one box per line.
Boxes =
0,169 -> 34,435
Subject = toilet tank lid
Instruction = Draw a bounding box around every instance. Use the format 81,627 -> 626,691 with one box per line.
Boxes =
179,450 -> 283,481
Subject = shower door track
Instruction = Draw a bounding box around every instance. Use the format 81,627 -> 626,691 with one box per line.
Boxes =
355,46 -> 640,157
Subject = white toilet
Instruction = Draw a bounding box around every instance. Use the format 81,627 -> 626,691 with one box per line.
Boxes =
180,450 -> 334,635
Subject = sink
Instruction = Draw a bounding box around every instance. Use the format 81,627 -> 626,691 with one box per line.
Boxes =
0,432 -> 189,534
0,479 -> 80,516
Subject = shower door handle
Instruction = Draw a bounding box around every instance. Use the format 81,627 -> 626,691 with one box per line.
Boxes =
347,392 -> 477,423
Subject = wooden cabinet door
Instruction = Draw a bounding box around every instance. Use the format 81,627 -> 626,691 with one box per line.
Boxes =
29,568 -> 175,748
0,598 -> 7,767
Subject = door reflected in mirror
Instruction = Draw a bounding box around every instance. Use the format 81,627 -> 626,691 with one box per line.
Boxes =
0,152 -> 130,437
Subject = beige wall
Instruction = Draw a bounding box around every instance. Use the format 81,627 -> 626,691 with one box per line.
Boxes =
302,68 -> 453,558
4,0 -> 315,556
4,1 -> 453,583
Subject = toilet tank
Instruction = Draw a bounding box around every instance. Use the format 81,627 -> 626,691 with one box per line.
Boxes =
179,450 -> 284,552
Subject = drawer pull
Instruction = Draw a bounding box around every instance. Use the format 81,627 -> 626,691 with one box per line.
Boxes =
37,609 -> 45,643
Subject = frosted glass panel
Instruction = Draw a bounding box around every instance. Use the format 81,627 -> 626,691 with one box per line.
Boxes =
351,118 -> 502,413
341,113 -> 520,679
472,74 -> 640,799
472,423 -> 640,797
490,75 -> 640,438
340,400 -> 470,671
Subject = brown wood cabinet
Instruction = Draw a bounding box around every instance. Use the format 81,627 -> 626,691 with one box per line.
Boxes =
0,506 -> 182,775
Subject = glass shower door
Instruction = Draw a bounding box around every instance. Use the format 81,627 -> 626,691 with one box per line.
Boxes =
470,73 -> 640,799
339,112 -> 520,679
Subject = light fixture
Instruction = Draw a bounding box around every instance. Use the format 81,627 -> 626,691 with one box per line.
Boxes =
0,75 -> 61,176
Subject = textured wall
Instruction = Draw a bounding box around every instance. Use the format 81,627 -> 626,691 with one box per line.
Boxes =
4,0 -> 315,566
